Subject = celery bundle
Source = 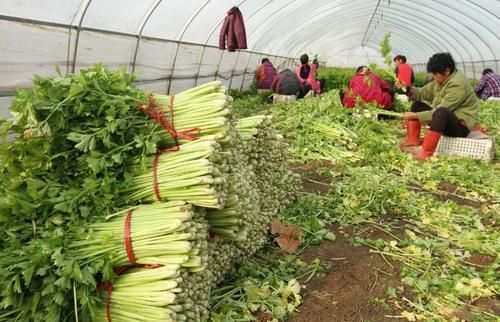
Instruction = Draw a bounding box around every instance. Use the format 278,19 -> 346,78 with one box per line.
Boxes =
236,115 -> 301,253
312,122 -> 358,149
94,265 -> 180,322
126,136 -> 229,209
69,202 -> 206,270
154,81 -> 234,144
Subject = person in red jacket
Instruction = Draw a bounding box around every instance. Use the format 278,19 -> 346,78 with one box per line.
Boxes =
342,66 -> 394,110
296,54 -> 325,94
393,55 -> 414,86
255,58 -> 277,90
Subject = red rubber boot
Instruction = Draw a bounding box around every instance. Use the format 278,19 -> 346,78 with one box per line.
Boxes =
413,130 -> 442,160
400,120 -> 421,147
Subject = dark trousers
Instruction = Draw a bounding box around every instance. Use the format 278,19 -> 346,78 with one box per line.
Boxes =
319,78 -> 326,93
411,101 -> 469,137
297,84 -> 312,99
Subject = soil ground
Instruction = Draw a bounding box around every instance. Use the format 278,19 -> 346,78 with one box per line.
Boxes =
289,224 -> 405,322
287,164 -> 499,322
287,166 -> 406,322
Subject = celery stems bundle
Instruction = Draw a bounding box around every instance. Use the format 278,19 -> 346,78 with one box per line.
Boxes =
154,81 -> 234,143
94,265 -> 180,322
69,202 -> 206,270
235,115 -> 301,253
126,136 -> 229,209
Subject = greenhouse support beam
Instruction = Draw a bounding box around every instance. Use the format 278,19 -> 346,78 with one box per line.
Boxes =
71,0 -> 92,73
360,0 -> 382,47
131,0 -> 163,74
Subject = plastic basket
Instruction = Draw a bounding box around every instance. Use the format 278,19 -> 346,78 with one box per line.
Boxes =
273,94 -> 297,104
434,132 -> 494,161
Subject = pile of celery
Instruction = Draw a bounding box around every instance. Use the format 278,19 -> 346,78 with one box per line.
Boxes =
87,82 -> 299,321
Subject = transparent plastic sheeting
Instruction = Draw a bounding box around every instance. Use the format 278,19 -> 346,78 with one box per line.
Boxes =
1,0 -> 499,107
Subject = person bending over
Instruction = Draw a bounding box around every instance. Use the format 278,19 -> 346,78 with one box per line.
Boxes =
396,52 -> 480,160
255,58 -> 277,90
343,66 -> 394,110
475,68 -> 500,100
271,69 -> 311,99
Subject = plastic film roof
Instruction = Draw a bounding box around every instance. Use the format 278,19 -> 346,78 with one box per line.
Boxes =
1,0 -> 499,113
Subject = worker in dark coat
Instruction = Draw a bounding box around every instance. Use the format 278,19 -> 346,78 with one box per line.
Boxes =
219,7 -> 247,52
271,69 -> 311,99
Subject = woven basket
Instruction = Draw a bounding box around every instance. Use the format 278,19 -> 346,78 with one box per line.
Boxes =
434,131 -> 494,161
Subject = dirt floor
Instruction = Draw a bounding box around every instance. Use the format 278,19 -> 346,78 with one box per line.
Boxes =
287,166 -> 407,322
289,224 -> 406,322
287,165 -> 499,321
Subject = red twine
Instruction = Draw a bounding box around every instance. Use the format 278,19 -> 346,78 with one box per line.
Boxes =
124,209 -> 135,265
136,94 -> 201,201
96,264 -> 163,322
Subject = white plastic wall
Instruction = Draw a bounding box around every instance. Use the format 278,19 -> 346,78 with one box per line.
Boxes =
1,0 -> 499,115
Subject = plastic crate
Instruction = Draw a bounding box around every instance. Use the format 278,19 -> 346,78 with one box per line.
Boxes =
273,94 -> 297,104
434,131 -> 494,161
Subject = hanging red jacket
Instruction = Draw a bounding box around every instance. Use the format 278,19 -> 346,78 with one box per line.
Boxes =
219,7 -> 247,52
343,71 -> 393,110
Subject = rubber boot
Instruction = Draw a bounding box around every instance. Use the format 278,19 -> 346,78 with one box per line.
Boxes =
400,120 -> 421,147
413,130 -> 442,160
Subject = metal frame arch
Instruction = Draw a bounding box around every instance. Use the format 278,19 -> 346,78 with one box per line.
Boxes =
292,24 -> 433,62
300,31 -> 431,66
270,8 -> 468,63
254,3 -> 412,56
359,9 -> 472,63
131,0 -> 162,73
264,2 -> 475,65
252,0 -> 481,65
270,7 -> 465,64
250,0 -> 371,53
461,0 -> 500,19
428,0 -> 498,61
376,2 -> 477,62
281,11 -> 433,61
245,0 -> 327,45
360,0 -> 382,47
298,27 -> 436,66
70,0 -> 92,73
409,0 -> 491,62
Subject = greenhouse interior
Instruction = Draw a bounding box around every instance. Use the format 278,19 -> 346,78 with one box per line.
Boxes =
0,0 -> 499,321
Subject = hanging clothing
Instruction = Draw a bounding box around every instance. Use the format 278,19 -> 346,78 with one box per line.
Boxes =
295,63 -> 321,93
256,61 -> 277,89
219,7 -> 247,52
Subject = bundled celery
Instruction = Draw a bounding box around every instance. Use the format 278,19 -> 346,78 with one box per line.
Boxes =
312,122 -> 358,149
236,115 -> 301,254
69,202 -> 206,269
94,265 -> 180,322
154,81 -> 234,144
126,136 -> 229,209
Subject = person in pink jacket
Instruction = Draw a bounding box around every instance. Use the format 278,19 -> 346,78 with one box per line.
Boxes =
342,66 -> 394,110
296,54 -> 325,94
